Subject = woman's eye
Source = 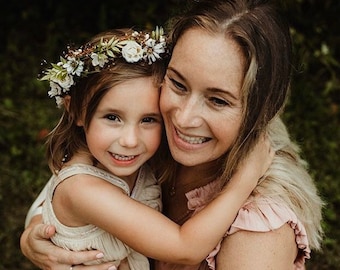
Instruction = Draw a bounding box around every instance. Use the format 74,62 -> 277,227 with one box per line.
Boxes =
106,114 -> 120,122
170,78 -> 186,91
209,97 -> 230,107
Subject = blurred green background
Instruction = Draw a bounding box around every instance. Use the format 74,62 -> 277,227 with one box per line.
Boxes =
0,0 -> 339,269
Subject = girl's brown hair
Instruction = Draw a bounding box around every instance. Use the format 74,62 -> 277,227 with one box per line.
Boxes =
46,29 -> 167,173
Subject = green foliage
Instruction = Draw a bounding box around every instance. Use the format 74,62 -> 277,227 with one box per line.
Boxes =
0,0 -> 339,269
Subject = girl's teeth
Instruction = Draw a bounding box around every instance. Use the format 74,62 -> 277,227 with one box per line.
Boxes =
113,154 -> 135,161
177,131 -> 207,144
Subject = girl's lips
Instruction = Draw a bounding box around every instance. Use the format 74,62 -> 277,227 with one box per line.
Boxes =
110,152 -> 140,166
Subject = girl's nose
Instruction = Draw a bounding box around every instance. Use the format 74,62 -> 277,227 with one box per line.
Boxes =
119,126 -> 139,148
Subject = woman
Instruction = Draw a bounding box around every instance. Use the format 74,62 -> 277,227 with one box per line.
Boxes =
21,0 -> 323,269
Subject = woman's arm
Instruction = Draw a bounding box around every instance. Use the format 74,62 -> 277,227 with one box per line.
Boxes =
216,223 -> 298,269
21,180 -> 118,270
20,215 -> 117,270
63,135 -> 273,265
24,177 -> 51,228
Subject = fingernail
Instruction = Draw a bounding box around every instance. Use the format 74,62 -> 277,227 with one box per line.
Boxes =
96,252 -> 104,259
45,225 -> 51,236
108,266 -> 117,270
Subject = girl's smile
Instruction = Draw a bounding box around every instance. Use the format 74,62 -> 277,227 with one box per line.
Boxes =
81,76 -> 162,186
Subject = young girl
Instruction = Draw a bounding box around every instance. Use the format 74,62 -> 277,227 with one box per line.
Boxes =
35,27 -> 273,269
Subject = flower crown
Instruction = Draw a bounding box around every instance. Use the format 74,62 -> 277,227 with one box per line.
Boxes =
40,27 -> 168,107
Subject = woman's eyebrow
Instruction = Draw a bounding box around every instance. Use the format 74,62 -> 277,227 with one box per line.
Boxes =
166,67 -> 187,82
207,87 -> 240,101
167,66 -> 239,100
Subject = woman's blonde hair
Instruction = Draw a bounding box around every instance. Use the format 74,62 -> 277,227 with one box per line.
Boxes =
258,117 -> 323,250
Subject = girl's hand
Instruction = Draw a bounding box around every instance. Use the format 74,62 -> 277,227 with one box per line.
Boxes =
233,133 -> 274,188
20,220 -> 117,270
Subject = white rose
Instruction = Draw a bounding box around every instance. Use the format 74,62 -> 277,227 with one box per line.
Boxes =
121,41 -> 144,63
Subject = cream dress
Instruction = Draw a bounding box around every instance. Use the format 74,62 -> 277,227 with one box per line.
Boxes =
42,163 -> 162,270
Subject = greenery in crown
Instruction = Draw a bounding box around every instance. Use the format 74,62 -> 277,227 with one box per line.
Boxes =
40,27 -> 167,107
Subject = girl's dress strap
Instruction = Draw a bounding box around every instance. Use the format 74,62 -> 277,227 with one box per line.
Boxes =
53,164 -> 130,195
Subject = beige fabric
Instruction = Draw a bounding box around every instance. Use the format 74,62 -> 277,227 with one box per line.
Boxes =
43,163 -> 161,269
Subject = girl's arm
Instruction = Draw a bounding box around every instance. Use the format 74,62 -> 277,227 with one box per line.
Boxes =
61,135 -> 273,265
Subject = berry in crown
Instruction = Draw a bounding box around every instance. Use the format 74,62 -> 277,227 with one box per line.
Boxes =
40,27 -> 168,107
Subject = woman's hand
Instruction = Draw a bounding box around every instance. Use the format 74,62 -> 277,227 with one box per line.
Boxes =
20,215 -> 117,270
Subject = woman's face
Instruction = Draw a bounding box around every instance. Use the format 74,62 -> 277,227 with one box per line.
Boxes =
160,28 -> 245,167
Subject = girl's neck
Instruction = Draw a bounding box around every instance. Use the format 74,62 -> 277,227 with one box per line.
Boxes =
64,152 -> 139,191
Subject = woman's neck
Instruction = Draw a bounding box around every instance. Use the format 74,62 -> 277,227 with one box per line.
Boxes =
176,160 -> 222,189
176,166 -> 213,190
162,162 -> 221,224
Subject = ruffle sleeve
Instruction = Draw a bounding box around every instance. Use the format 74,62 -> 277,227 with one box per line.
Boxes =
186,184 -> 310,270
227,197 -> 310,254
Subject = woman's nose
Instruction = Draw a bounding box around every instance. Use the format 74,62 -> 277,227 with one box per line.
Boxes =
175,97 -> 203,128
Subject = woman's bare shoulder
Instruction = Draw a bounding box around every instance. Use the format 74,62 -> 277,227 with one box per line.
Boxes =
216,223 -> 298,270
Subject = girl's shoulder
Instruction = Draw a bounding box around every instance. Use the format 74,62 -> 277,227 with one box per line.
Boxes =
56,163 -> 130,195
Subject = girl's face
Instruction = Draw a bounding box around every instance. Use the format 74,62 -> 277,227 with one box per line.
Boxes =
83,77 -> 162,182
160,28 -> 245,167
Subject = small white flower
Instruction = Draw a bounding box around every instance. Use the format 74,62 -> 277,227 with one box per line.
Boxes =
132,31 -> 139,37
52,73 -> 74,92
63,56 -> 84,76
48,81 -> 62,98
121,41 -> 144,63
55,96 -> 64,108
91,52 -> 109,67
144,38 -> 165,64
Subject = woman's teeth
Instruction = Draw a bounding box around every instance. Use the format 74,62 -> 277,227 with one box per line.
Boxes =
177,130 -> 208,144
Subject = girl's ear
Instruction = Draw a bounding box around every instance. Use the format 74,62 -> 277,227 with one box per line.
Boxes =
76,118 -> 84,127
63,95 -> 71,111
64,95 -> 84,127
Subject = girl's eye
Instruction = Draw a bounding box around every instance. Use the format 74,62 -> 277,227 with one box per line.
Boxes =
142,117 -> 158,124
209,97 -> 231,107
106,114 -> 120,122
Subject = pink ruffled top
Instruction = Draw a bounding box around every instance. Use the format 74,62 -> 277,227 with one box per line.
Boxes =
155,180 -> 310,270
